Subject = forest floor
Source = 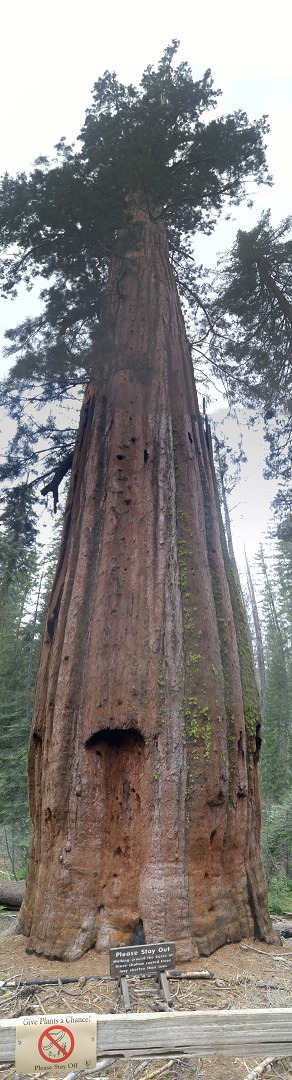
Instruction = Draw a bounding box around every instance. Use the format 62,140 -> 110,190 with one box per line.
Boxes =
1,917 -> 292,1080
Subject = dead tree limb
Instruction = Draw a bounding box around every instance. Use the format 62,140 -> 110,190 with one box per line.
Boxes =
41,451 -> 74,512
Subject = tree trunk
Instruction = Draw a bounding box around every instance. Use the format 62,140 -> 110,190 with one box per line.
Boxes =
213,437 -> 241,588
0,880 -> 25,908
19,202 -> 277,959
245,552 -> 266,714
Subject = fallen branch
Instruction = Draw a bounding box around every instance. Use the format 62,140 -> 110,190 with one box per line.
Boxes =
2,975 -> 111,988
169,970 -> 213,980
245,1058 -> 275,1079
0,880 -> 25,909
131,1065 -> 150,1079
62,1059 -> 112,1080
142,1062 -> 173,1080
240,945 -> 292,965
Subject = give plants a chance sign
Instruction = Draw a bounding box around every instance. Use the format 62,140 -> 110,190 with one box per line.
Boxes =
15,1012 -> 97,1075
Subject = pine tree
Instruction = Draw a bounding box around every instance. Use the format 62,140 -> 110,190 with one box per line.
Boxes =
0,494 -> 61,876
0,42 -> 270,500
256,536 -> 292,885
0,498 -> 38,874
257,545 -> 292,800
0,44 -> 277,958
212,428 -> 246,584
245,553 -> 266,714
207,213 -> 292,521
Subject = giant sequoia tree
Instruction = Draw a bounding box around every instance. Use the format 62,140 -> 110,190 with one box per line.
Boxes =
1,44 -> 277,958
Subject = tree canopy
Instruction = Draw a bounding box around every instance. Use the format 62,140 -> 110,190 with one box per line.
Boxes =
0,41 -> 270,500
207,213 -> 292,521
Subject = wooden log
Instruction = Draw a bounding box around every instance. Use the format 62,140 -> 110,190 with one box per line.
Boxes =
272,919 -> 292,937
0,880 -> 25,909
1,1009 -> 292,1064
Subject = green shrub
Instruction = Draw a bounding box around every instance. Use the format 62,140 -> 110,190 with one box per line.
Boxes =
268,877 -> 292,916
262,797 -> 292,880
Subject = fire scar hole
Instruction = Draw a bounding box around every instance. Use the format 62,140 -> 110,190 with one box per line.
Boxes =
85,728 -> 145,752
188,432 -> 193,444
256,723 -> 262,754
238,731 -> 244,755
85,730 -> 146,911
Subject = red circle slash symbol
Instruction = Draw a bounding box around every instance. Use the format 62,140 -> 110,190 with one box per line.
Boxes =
38,1025 -> 75,1062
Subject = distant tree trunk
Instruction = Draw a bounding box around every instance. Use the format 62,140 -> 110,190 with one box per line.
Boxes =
258,545 -> 290,799
213,435 -> 240,586
245,552 -> 266,714
19,201 -> 277,959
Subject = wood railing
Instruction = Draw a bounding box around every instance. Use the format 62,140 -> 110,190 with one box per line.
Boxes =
1,1008 -> 292,1065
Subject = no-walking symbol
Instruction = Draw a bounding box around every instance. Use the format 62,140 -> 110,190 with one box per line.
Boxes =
38,1023 -> 75,1062
15,1012 -> 97,1075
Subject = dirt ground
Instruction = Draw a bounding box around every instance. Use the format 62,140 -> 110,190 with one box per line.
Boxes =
1,916 -> 292,1080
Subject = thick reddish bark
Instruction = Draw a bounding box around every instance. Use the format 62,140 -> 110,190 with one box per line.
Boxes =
20,203 -> 277,959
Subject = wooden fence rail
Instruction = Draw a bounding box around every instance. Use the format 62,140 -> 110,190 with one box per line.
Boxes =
1,1009 -> 292,1065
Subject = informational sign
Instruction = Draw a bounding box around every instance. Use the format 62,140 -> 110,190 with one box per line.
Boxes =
15,1012 -> 97,1076
110,940 -> 176,977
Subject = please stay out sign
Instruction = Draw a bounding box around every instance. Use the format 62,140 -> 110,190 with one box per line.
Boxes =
110,941 -> 176,977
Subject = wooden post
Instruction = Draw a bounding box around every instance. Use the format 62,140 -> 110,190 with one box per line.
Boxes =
119,976 -> 131,1012
155,971 -> 173,1006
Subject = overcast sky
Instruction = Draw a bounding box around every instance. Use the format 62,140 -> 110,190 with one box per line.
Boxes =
0,0 -> 291,566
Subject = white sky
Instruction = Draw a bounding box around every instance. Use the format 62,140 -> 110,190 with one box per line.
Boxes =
0,0 -> 291,570
210,409 -> 279,572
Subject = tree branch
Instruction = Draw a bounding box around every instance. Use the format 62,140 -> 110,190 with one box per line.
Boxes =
40,451 -> 74,511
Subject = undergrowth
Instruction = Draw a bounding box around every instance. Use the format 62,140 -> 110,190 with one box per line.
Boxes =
268,877 -> 292,916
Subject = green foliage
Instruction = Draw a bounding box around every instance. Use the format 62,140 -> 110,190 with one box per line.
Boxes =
208,213 -> 292,519
0,497 -> 61,876
0,485 -> 37,600
262,798 -> 292,884
0,42 -> 270,493
261,646 -> 290,800
268,877 -> 292,916
246,536 -> 292,891
0,562 -> 37,873
213,428 -> 247,498
256,542 -> 292,801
